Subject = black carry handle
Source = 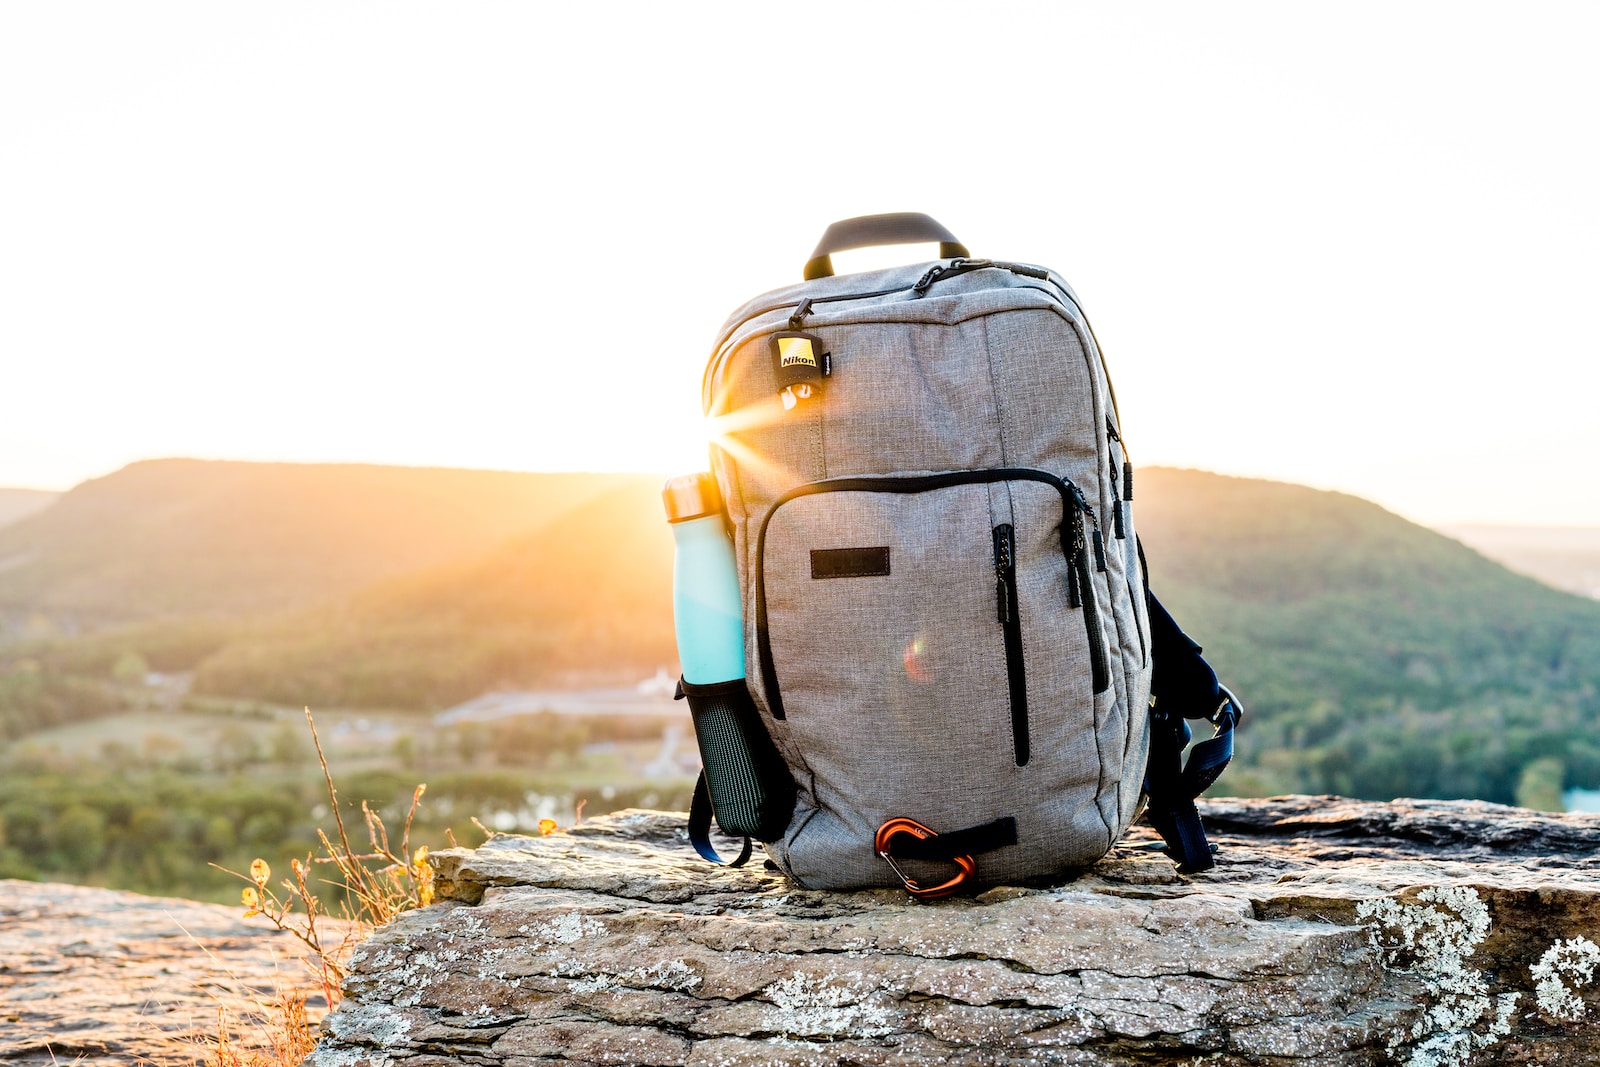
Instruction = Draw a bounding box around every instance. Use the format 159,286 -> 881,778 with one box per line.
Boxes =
803,213 -> 969,281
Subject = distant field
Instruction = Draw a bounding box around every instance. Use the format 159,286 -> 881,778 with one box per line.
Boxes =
12,701 -> 695,794
1,703 -> 698,903
1443,524 -> 1600,600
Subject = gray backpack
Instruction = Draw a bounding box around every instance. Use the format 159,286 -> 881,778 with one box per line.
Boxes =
681,214 -> 1239,893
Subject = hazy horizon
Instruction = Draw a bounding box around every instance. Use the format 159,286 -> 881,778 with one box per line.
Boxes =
9,457 -> 1600,537
3,3 -> 1597,527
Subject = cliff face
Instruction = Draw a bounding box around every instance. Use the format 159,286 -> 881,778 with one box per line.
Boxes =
305,797 -> 1600,1067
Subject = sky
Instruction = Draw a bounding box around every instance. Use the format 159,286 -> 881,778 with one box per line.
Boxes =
2,3 -> 1597,526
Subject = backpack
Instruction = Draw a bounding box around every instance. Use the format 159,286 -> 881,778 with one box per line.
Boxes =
679,213 -> 1240,894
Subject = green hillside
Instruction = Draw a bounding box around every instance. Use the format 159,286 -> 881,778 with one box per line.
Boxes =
5,462 -> 1597,808
1136,468 -> 1600,803
0,460 -> 661,625
0,488 -> 58,531
190,484 -> 676,708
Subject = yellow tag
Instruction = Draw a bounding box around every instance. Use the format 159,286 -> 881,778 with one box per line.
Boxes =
777,336 -> 817,369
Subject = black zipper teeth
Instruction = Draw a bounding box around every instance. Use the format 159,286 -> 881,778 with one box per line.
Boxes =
993,523 -> 1030,766
754,468 -> 1109,719
1063,506 -> 1111,694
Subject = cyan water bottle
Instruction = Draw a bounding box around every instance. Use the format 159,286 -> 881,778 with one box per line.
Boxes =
663,472 -> 745,684
663,472 -> 794,855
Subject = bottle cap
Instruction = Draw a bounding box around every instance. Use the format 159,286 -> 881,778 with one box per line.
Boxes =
662,471 -> 724,523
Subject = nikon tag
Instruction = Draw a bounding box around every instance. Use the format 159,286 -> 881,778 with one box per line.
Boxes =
769,331 -> 831,410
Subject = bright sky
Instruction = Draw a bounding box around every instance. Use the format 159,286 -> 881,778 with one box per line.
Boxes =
3,3 -> 1597,525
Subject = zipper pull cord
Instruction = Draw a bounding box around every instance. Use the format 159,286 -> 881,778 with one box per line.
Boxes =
1107,455 -> 1127,540
992,260 -> 1052,280
788,298 -> 813,330
912,262 -> 953,296
1068,488 -> 1109,574
913,258 -> 1046,297
1107,418 -> 1134,501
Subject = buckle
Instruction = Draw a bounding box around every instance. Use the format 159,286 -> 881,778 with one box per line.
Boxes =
1208,683 -> 1244,726
874,817 -> 976,901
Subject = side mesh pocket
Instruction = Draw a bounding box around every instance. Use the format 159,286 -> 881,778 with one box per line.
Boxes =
680,678 -> 796,842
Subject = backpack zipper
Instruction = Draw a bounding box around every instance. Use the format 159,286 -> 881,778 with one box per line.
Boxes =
993,523 -> 1030,766
753,468 -> 1110,721
1106,420 -> 1131,540
703,261 -> 1061,405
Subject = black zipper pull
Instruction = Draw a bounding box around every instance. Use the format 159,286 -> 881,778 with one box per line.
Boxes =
1092,527 -> 1108,573
1106,418 -> 1133,500
912,263 -> 950,296
993,260 -> 1051,280
993,524 -> 1015,623
788,298 -> 814,330
1066,512 -> 1084,608
1108,465 -> 1126,539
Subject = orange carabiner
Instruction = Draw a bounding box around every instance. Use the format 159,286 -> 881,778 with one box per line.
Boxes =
874,817 -> 977,901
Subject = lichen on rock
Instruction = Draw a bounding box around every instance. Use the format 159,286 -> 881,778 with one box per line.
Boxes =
1531,934 -> 1600,1021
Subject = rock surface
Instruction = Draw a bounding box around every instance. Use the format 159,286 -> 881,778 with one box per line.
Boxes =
308,797 -> 1600,1066
0,879 -> 347,1065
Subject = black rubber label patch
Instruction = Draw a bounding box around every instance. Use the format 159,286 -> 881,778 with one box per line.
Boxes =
811,547 -> 891,579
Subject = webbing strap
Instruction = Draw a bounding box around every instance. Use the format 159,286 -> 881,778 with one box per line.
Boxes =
688,771 -> 753,867
886,816 -> 1017,862
1144,691 -> 1240,873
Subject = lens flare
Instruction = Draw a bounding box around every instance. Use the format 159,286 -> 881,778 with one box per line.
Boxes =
903,633 -> 930,683
699,398 -> 807,491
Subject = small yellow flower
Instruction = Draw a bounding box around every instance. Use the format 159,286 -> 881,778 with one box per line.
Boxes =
537,818 -> 557,836
250,858 -> 270,885
241,886 -> 260,916
412,846 -> 436,907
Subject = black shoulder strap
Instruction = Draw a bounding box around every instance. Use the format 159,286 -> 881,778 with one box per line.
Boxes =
1139,537 -> 1243,873
688,771 -> 754,867
1143,687 -> 1241,873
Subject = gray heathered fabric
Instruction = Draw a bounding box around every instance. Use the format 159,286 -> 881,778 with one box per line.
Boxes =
704,260 -> 1152,890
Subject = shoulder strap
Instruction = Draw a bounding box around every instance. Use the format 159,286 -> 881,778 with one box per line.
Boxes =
1143,687 -> 1241,873
1138,538 -> 1244,873
688,771 -> 754,867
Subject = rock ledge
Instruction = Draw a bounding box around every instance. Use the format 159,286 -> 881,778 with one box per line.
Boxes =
307,797 -> 1600,1066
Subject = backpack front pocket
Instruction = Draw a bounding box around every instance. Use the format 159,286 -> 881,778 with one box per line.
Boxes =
753,470 -> 1109,842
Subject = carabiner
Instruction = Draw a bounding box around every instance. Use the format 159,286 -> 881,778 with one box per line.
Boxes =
874,817 -> 976,901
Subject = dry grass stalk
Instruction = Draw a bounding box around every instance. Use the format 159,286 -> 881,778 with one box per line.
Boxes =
207,707 -> 437,1059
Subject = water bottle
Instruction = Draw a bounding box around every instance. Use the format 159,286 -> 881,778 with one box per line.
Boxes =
662,473 -> 794,853
663,472 -> 745,684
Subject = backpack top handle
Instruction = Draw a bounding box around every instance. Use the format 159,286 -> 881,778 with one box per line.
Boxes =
803,213 -> 969,281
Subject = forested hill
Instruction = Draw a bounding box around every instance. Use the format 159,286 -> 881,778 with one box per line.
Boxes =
190,483 -> 676,709
0,459 -> 661,623
1136,468 -> 1600,802
4,462 -> 1597,806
